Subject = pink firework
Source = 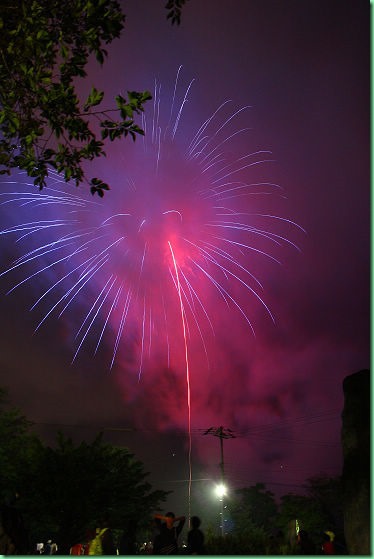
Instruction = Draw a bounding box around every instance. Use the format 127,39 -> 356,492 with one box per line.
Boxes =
0,67 -> 304,375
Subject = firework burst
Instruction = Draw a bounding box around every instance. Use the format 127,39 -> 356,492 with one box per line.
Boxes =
0,67 -> 304,375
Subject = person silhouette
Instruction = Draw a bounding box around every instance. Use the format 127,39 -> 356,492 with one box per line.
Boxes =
186,516 -> 205,555
153,512 -> 185,554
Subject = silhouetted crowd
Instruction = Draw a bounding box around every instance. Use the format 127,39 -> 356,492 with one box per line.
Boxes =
0,496 -> 345,555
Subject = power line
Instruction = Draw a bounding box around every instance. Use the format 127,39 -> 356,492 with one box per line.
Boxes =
30,408 -> 343,449
30,407 -> 341,431
195,410 -> 342,438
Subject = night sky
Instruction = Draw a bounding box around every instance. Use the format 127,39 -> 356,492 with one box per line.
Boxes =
0,0 -> 370,523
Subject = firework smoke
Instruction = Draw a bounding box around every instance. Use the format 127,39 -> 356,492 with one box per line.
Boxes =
0,67 -> 303,379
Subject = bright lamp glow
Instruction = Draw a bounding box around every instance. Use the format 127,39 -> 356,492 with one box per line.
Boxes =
215,483 -> 227,498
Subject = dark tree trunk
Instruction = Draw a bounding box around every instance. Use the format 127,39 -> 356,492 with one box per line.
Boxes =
341,369 -> 370,555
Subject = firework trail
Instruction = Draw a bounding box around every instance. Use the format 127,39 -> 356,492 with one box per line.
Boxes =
0,67 -> 304,512
168,239 -> 193,516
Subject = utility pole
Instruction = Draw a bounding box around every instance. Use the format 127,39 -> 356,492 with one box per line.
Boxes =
203,426 -> 236,535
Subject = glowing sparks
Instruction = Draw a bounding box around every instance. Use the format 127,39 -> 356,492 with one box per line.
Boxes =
0,67 -> 304,374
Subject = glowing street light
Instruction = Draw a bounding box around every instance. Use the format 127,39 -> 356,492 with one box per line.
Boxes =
215,483 -> 227,498
204,427 -> 235,536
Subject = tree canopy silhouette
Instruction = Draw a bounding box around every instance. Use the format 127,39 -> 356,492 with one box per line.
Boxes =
0,1 -> 188,196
